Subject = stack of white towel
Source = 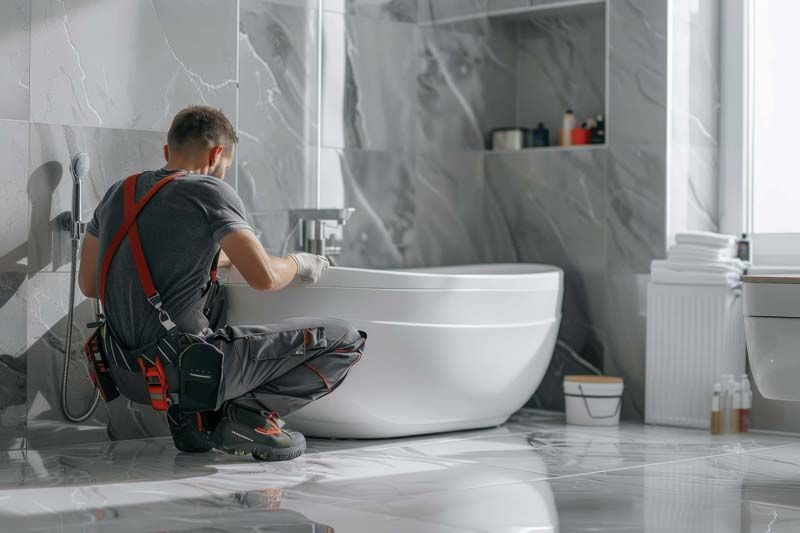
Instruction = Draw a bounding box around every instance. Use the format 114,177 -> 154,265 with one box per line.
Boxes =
650,231 -> 746,286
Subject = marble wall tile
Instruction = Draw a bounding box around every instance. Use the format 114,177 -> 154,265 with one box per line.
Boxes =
605,0 -> 669,418
30,0 -> 237,131
239,0 -> 318,150
414,150 -> 516,266
25,272 -> 108,447
323,148 -> 416,268
0,274 -> 28,450
325,0 -> 418,22
238,143 -> 316,253
418,0 -> 487,24
27,123 -> 166,275
486,148 -> 607,410
516,4 -> 606,136
0,121 -> 30,273
25,272 -> 169,450
322,12 -> 418,153
0,1 -> 30,121
487,0 -> 600,14
668,0 -> 720,236
417,18 -> 517,152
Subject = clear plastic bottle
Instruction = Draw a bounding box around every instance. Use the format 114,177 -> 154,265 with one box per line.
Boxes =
710,383 -> 722,435
740,374 -> 752,432
719,374 -> 731,434
732,383 -> 741,433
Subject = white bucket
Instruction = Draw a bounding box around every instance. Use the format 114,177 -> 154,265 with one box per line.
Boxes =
563,375 -> 624,426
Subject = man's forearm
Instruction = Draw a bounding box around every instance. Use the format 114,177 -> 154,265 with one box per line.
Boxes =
264,255 -> 300,291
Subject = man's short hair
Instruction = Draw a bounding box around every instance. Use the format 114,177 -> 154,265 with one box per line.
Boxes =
167,105 -> 239,152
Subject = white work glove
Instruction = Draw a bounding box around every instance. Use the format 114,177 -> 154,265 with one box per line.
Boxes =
289,253 -> 329,284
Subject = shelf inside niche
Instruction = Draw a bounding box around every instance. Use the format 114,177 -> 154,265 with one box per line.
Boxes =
420,0 -> 606,27
486,143 -> 607,156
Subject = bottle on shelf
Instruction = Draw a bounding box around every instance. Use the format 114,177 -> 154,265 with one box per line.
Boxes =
532,123 -> 550,147
560,109 -> 576,146
590,114 -> 605,144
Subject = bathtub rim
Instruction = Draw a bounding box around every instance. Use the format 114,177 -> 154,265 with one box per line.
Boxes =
225,262 -> 563,291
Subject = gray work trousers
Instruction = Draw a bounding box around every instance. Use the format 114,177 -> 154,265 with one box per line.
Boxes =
203,282 -> 366,416
208,318 -> 365,416
107,283 -> 366,418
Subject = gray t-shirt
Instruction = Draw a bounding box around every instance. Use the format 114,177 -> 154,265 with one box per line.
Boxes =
87,168 -> 252,349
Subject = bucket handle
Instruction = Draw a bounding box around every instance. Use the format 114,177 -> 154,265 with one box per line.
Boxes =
564,384 -> 622,420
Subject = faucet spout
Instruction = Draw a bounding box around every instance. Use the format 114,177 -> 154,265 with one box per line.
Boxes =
287,208 -> 356,257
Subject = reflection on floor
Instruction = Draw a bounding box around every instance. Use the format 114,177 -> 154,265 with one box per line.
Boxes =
2,409 -> 800,532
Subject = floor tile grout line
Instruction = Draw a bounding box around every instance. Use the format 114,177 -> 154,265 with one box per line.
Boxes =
538,442 -> 800,482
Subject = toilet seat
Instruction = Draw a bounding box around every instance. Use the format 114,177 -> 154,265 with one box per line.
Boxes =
743,275 -> 800,318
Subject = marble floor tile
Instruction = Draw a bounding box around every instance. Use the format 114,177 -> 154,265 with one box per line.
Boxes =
0,410 -> 798,532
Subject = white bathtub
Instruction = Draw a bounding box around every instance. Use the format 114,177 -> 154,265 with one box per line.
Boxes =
225,263 -> 563,438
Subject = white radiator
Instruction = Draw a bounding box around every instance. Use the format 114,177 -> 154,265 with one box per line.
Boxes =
645,282 -> 746,429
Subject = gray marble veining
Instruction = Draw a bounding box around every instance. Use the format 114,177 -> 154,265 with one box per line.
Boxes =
27,123 -> 166,274
325,148 -> 417,268
239,0 -> 318,150
487,148 -> 607,409
0,1 -> 30,121
0,121 -> 29,273
326,0 -> 419,22
29,0 -> 237,131
669,0 -> 720,234
417,17 -> 517,152
323,12 -> 418,152
414,150 -> 516,266
604,0 -> 669,418
516,3 -> 606,136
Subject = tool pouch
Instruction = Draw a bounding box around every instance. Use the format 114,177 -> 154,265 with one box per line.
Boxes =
178,341 -> 224,414
83,326 -> 120,402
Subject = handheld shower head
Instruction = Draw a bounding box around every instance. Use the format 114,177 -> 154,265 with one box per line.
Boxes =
70,152 -> 90,182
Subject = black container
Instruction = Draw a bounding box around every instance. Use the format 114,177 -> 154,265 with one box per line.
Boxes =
531,123 -> 550,147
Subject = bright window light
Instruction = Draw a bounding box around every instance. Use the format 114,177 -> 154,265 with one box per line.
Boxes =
751,0 -> 800,233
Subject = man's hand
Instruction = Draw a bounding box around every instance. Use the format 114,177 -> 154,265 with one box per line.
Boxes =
288,253 -> 329,284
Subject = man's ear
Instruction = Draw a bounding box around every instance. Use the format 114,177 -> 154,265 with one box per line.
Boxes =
163,144 -> 169,162
209,145 -> 224,167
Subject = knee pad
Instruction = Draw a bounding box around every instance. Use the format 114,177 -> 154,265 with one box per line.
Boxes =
178,341 -> 224,413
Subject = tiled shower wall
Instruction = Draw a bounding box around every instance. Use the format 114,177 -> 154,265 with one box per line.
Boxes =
0,0 -> 239,449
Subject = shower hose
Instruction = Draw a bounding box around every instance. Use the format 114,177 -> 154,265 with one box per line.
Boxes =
61,238 -> 100,423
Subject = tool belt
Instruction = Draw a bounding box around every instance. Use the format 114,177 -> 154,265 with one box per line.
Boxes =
83,170 -> 224,414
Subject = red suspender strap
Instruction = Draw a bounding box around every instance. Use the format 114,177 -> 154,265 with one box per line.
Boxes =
98,171 -> 187,306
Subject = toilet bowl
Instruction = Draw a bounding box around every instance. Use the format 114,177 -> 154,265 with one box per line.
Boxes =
743,274 -> 800,400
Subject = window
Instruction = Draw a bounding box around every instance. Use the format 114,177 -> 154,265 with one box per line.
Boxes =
750,0 -> 800,234
722,0 -> 800,265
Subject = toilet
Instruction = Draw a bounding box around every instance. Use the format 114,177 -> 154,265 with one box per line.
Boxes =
743,274 -> 800,400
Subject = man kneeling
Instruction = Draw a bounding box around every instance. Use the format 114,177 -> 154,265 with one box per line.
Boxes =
78,105 -> 365,461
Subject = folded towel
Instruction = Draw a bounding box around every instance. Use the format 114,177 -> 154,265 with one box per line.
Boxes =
651,259 -> 745,274
670,243 -> 736,257
650,269 -> 741,287
674,231 -> 737,249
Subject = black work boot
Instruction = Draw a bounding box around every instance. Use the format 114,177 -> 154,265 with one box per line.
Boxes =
211,403 -> 306,461
167,405 -> 214,453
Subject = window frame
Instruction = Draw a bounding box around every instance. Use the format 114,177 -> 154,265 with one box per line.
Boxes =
721,0 -> 800,266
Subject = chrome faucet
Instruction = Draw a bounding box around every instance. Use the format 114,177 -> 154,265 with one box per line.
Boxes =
288,208 -> 355,262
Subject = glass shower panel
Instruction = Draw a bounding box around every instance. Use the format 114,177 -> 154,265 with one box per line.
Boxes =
236,0 -> 321,253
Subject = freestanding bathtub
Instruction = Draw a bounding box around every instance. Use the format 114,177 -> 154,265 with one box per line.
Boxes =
224,263 -> 563,438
